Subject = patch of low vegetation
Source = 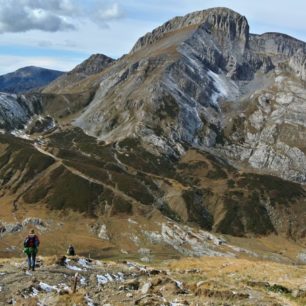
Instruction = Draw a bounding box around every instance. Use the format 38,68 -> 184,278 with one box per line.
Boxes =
118,137 -> 176,177
109,196 -> 133,215
227,179 -> 236,188
182,189 -> 213,230
237,173 -> 305,205
40,90 -> 96,119
157,93 -> 179,119
177,160 -> 208,170
216,190 -> 275,236
111,172 -> 155,205
207,167 -> 228,179
158,202 -> 182,222
65,161 -> 110,184
45,167 -> 104,216
266,284 -> 291,294
0,134 -> 54,191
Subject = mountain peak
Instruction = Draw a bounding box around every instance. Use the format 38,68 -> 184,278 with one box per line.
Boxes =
43,53 -> 114,94
131,7 -> 249,53
70,53 -> 114,76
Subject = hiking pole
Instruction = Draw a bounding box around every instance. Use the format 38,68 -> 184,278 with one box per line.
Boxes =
73,272 -> 79,293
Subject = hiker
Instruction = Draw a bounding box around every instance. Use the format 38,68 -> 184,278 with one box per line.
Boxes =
67,244 -> 76,256
23,229 -> 40,271
12,200 -> 17,212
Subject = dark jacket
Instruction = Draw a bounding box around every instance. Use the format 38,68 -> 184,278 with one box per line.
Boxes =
24,234 -> 40,255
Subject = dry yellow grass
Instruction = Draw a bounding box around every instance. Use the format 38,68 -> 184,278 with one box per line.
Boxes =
0,201 -> 112,258
167,256 -> 306,282
165,257 -> 306,305
225,234 -> 306,262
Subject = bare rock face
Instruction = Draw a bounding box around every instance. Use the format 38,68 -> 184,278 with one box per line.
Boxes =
0,93 -> 41,130
98,224 -> 110,240
74,8 -> 256,152
220,66 -> 306,182
131,7 -> 249,54
289,48 -> 306,81
73,7 -> 306,182
250,33 -> 305,58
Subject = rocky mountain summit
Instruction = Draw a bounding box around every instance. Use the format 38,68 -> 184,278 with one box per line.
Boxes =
71,54 -> 114,75
71,7 -> 306,183
43,54 -> 114,94
0,7 -> 305,259
0,66 -> 63,94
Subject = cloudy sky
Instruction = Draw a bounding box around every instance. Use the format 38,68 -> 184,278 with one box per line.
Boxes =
0,0 -> 305,75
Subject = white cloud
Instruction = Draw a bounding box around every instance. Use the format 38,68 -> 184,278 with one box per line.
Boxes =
0,0 -> 76,33
96,3 -> 123,21
36,39 -> 78,49
22,0 -> 79,15
0,0 -> 125,33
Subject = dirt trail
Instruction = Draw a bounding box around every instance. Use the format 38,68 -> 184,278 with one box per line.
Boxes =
15,161 -> 61,202
113,150 -> 188,190
34,144 -> 145,207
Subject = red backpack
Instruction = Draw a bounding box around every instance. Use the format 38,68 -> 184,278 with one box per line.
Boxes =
24,235 -> 39,248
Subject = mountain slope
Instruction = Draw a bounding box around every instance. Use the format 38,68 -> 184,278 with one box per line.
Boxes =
71,7 -> 306,183
0,128 -> 305,242
0,7 -> 305,258
0,66 -> 64,93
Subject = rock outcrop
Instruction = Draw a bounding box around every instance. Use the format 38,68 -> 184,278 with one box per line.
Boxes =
0,93 -> 42,130
289,48 -> 306,81
131,7 -> 249,54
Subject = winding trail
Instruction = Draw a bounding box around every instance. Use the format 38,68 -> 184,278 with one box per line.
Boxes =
33,144 -> 144,207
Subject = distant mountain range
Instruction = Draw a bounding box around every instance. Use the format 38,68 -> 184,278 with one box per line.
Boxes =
0,66 -> 64,93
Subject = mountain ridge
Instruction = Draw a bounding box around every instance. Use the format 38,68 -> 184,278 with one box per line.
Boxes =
0,66 -> 64,94
131,7 -> 249,54
43,53 -> 115,94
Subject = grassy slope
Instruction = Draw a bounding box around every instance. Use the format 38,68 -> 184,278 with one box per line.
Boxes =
0,129 -> 305,259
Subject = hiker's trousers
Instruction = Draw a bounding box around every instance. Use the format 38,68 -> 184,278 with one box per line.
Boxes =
27,252 -> 36,270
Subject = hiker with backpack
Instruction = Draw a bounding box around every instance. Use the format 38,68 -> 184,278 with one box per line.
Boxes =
23,229 -> 40,271
67,244 -> 76,256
